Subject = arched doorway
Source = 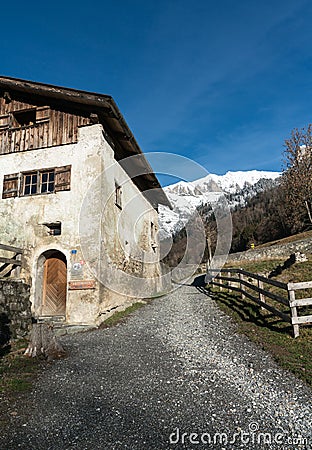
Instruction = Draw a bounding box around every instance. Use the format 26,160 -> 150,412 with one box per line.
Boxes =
41,250 -> 67,317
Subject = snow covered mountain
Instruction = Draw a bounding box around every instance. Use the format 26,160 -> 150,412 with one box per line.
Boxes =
159,170 -> 281,240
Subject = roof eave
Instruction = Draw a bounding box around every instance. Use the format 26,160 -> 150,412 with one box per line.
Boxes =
0,75 -> 172,210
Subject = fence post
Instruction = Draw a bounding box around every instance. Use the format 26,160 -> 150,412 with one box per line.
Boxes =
227,271 -> 231,292
288,288 -> 299,338
258,279 -> 266,310
239,272 -> 245,299
219,273 -> 223,292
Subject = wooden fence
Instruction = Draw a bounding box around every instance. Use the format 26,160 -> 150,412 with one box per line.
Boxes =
0,243 -> 23,278
207,268 -> 312,338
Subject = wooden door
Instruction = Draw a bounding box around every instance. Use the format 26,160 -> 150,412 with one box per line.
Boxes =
42,257 -> 67,316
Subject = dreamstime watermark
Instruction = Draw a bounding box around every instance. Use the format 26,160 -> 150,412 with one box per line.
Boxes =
169,423 -> 309,447
78,152 -> 232,298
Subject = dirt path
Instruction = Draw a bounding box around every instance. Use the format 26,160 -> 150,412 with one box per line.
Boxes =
1,284 -> 311,449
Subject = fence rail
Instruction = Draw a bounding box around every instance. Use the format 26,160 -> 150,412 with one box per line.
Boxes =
0,243 -> 23,278
207,268 -> 312,337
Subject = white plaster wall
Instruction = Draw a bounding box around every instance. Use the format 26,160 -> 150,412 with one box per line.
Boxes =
0,124 -> 163,324
101,140 -> 160,303
0,125 -> 104,323
79,134 -> 162,311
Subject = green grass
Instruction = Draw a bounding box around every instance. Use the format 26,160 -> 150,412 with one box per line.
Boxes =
225,258 -> 285,273
0,339 -> 44,425
99,302 -> 146,328
208,256 -> 312,386
226,256 -> 312,303
228,255 -> 312,279
7,378 -> 32,392
0,340 -> 43,395
0,340 -> 43,427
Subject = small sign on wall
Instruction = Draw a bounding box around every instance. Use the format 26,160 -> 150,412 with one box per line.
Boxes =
71,262 -> 83,279
68,280 -> 95,290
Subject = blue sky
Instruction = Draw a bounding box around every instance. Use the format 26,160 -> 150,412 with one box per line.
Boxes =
2,0 -> 312,182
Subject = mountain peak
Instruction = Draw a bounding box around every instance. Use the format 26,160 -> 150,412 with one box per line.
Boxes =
159,169 -> 280,239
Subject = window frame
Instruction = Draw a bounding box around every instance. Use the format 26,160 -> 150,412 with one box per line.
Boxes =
2,165 -> 71,199
40,169 -> 55,194
12,108 -> 36,128
21,168 -> 55,197
115,182 -> 122,209
151,221 -> 158,251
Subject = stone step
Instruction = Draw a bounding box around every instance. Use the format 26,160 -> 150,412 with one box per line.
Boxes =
36,316 -> 96,336
37,315 -> 66,323
53,324 -> 96,337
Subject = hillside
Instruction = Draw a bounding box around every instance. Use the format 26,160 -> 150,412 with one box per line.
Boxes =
159,170 -> 280,240
159,171 -> 286,267
255,229 -> 312,249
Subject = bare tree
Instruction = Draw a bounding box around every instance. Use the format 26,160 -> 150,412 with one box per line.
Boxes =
282,125 -> 312,231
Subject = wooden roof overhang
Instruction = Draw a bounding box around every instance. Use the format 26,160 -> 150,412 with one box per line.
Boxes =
0,76 -> 171,210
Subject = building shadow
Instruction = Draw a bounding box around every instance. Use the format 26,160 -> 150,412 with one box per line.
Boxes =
191,274 -> 206,287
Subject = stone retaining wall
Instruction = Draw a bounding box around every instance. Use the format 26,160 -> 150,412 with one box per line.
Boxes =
227,237 -> 312,263
0,279 -> 31,341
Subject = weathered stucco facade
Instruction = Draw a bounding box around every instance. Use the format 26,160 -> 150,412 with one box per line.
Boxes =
0,77 -> 170,326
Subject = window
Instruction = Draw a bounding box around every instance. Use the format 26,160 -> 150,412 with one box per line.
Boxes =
2,165 -> 71,199
0,106 -> 50,131
115,182 -> 122,209
43,222 -> 62,236
151,222 -> 158,251
13,109 -> 36,127
41,170 -> 55,193
23,169 -> 55,196
23,172 -> 39,195
151,222 -> 156,241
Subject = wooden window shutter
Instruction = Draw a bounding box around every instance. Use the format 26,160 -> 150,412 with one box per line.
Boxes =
36,106 -> 50,123
2,173 -> 19,199
0,114 -> 10,129
55,165 -> 71,192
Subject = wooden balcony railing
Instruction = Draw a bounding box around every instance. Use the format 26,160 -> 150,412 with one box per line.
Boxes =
0,243 -> 23,278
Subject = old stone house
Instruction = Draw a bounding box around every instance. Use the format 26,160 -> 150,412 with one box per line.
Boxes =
0,76 -> 170,326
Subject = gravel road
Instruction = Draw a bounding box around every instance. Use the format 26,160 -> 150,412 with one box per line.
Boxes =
1,284 -> 311,449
